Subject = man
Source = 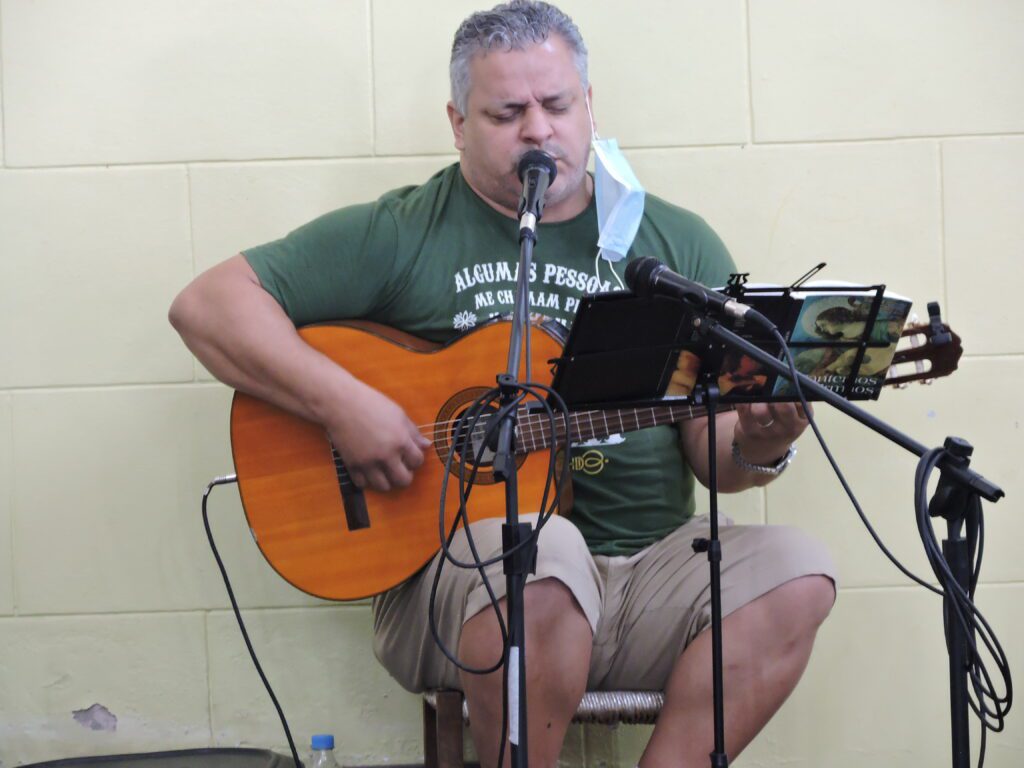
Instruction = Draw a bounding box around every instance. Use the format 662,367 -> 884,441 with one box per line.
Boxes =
169,2 -> 836,766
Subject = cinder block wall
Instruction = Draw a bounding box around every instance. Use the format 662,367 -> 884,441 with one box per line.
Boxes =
1,1 -> 1021,765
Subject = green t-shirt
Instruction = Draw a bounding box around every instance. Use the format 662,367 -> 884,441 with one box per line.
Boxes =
244,163 -> 736,555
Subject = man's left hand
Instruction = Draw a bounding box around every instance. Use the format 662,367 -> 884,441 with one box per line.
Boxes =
733,402 -> 811,466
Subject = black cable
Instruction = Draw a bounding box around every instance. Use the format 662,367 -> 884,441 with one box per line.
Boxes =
202,475 -> 303,768
914,448 -> 1012,768
426,375 -> 572,768
767,326 -> 943,595
755,319 -> 1012,768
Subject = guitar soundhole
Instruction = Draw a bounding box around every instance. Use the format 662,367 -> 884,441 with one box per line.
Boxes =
435,388 -> 526,485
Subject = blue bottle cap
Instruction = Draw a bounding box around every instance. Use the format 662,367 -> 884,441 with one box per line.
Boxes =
311,734 -> 335,750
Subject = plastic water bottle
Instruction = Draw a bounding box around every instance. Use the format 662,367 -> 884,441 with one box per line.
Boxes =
309,734 -> 341,768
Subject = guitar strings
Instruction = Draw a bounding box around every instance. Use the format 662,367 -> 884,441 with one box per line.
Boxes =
400,321 -> 935,443
330,404 -> 713,486
405,335 -> 935,444
411,404 -> 707,447
334,322 -> 945,484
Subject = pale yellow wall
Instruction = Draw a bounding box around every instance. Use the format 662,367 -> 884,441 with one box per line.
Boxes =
0,0 -> 1021,765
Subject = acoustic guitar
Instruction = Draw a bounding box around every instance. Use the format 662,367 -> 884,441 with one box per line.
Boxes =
230,318 -> 961,601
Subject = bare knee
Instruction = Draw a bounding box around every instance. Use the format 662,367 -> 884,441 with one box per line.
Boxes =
771,574 -> 835,641
459,578 -> 591,667
793,574 -> 835,626
523,577 -> 588,628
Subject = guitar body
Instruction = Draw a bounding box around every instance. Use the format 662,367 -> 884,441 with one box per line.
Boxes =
230,320 -> 565,601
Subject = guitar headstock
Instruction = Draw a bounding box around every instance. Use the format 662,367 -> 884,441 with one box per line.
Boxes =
885,320 -> 963,387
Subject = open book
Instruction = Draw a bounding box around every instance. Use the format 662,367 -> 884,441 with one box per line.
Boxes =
708,281 -> 913,400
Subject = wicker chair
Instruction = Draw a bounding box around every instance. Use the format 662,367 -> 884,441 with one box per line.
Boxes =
422,689 -> 664,768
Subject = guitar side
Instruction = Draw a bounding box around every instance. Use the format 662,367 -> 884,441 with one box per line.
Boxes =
230,320 -> 565,601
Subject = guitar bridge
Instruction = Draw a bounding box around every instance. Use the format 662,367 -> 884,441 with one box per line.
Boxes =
329,442 -> 370,531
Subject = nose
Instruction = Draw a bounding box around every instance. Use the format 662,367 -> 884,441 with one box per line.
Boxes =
519,104 -> 554,146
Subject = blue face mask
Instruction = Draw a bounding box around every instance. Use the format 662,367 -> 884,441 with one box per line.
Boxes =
587,95 -> 645,265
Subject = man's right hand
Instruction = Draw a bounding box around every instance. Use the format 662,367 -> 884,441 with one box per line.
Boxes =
324,379 -> 432,493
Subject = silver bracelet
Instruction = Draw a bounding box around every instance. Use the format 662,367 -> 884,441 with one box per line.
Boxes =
731,439 -> 797,476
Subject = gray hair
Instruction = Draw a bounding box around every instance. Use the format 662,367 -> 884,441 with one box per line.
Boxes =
450,0 -> 589,115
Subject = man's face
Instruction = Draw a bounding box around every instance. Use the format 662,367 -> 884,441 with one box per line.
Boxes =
448,34 -> 592,219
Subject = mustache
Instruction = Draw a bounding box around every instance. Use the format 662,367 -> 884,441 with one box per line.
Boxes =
511,147 -> 565,173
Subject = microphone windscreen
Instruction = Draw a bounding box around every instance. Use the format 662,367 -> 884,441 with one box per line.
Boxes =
623,256 -> 663,296
517,150 -> 558,183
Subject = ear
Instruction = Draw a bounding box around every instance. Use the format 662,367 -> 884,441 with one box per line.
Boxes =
584,85 -> 595,133
447,101 -> 466,152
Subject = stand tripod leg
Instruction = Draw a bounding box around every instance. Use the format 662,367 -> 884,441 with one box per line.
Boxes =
929,437 -> 981,768
943,534 -> 972,768
503,519 -> 536,768
693,385 -> 729,768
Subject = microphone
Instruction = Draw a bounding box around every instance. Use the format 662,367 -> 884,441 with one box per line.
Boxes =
624,256 -> 757,323
516,150 -> 557,239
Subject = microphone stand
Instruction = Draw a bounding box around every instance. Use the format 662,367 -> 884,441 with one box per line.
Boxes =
490,204 -> 544,768
689,346 -> 729,768
684,308 -> 1003,768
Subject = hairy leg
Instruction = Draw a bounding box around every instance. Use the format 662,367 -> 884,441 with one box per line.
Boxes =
458,578 -> 593,768
640,575 -> 836,768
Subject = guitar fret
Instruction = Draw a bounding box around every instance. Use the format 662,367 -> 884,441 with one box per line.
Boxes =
514,417 -> 524,454
550,413 -> 560,448
538,414 -> 551,452
617,410 -> 625,433
587,411 -> 596,442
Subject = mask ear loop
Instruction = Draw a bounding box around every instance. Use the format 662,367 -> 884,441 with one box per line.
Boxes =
593,249 -> 627,291
585,90 -> 625,290
584,91 -> 599,142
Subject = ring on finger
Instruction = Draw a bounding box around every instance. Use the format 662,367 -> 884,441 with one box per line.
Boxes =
757,418 -> 776,429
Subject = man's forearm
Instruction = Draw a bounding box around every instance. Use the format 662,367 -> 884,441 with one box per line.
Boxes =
168,254 -> 356,426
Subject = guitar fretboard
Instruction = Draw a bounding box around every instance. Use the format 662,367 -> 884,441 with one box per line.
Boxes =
513,403 -> 711,454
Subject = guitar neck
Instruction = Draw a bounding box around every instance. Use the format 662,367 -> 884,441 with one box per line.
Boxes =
511,318 -> 963,455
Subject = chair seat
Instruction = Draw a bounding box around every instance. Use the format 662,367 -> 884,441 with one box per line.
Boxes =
423,689 -> 665,725
567,690 -> 665,725
421,692 -> 663,768
422,689 -> 664,768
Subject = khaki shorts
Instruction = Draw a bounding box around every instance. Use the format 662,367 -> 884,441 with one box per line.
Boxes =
372,513 -> 837,693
